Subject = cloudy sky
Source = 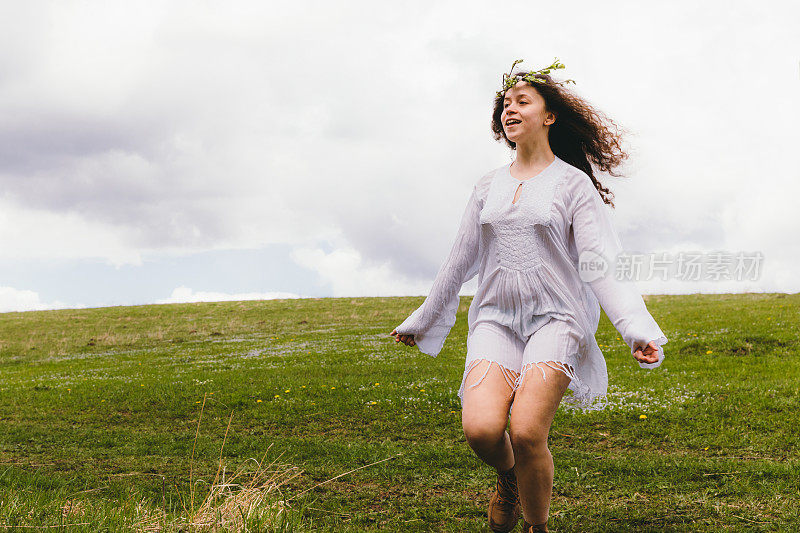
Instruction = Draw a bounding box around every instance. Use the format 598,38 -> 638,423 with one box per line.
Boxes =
0,0 -> 798,312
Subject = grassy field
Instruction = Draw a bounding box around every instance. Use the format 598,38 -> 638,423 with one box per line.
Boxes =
0,293 -> 798,531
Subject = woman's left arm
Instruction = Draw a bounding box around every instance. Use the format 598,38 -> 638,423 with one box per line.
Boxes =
568,174 -> 669,368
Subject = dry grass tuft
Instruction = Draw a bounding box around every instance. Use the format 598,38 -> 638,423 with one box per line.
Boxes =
60,499 -> 87,520
176,393 -> 303,531
183,452 -> 302,531
132,500 -> 169,532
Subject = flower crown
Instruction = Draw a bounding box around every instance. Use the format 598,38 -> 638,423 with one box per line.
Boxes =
496,57 -> 576,98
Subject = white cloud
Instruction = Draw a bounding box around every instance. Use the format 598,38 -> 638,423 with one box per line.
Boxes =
155,286 -> 301,304
0,286 -> 77,313
290,244 -> 448,297
0,198 -> 143,267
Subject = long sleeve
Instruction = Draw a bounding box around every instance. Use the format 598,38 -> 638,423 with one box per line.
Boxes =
569,174 -> 668,369
394,185 -> 482,357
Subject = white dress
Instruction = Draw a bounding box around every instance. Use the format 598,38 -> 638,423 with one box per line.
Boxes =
393,154 -> 668,409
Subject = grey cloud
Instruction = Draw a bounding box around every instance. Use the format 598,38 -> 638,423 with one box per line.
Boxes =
0,0 -> 796,298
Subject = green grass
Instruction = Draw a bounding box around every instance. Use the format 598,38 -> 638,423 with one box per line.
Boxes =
0,293 -> 798,531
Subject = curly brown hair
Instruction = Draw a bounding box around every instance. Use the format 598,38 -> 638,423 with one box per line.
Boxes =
491,71 -> 628,207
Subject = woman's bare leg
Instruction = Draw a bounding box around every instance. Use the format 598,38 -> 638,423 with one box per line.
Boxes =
461,360 -> 519,472
508,363 -> 571,526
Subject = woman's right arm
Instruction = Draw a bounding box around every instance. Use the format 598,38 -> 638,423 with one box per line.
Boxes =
392,184 -> 483,357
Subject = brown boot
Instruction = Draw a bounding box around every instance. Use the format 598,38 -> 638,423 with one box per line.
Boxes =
487,466 -> 520,532
521,518 -> 549,532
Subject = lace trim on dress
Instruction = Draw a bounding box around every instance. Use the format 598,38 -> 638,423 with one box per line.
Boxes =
458,356 -> 608,411
458,359 -> 520,405
512,359 -> 607,411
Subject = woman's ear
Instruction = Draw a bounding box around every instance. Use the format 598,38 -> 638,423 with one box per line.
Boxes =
545,111 -> 556,126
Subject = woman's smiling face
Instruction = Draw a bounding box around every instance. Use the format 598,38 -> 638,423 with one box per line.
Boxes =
501,80 -> 555,144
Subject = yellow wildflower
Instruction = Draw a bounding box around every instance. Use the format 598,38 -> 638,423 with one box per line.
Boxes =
639,414 -> 647,419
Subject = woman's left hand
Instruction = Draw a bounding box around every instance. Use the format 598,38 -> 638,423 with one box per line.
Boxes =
633,341 -> 660,364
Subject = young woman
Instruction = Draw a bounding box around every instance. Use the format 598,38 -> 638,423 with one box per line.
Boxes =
390,59 -> 667,532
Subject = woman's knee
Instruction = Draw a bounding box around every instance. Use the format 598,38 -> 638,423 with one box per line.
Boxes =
509,424 -> 549,454
462,417 -> 506,450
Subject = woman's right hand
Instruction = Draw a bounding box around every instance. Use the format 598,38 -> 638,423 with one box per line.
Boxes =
390,329 -> 416,347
